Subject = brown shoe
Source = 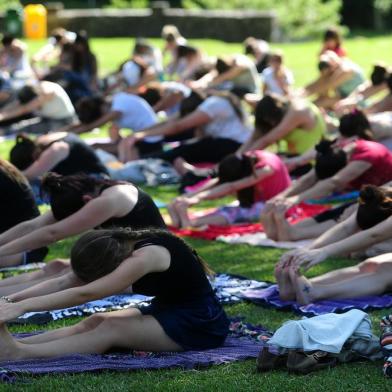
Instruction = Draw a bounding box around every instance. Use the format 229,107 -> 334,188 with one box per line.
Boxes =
287,350 -> 336,374
256,346 -> 288,372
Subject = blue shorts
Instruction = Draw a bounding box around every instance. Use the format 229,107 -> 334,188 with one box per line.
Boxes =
215,202 -> 265,225
140,294 -> 229,351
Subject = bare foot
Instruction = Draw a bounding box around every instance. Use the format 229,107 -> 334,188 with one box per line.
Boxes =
176,201 -> 193,228
167,202 -> 181,228
273,206 -> 293,242
275,264 -> 295,301
289,267 -> 316,305
0,323 -> 21,361
260,208 -> 278,240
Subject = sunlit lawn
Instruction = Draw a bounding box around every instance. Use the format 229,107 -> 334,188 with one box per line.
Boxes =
0,34 -> 391,391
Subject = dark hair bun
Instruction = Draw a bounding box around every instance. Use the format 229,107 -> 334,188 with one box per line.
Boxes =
359,185 -> 384,205
315,139 -> 335,154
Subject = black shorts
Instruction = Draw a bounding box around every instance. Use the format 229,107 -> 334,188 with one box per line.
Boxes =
24,247 -> 49,264
135,140 -> 163,158
140,294 -> 229,351
313,202 -> 355,223
151,137 -> 241,164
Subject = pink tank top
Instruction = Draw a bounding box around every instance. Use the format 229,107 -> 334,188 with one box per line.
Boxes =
246,150 -> 291,201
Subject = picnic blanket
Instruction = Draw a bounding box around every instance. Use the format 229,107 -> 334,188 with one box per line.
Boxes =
218,232 -> 313,250
171,202 -> 330,241
0,319 -> 271,383
13,273 -> 269,325
238,284 -> 392,317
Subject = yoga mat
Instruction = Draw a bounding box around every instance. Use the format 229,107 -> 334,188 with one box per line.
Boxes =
13,274 -> 270,325
239,284 -> 392,317
171,203 -> 330,241
308,191 -> 359,205
0,319 -> 271,383
218,232 -> 313,250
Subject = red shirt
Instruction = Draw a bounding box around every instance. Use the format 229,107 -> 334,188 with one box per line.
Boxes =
348,139 -> 392,189
247,150 -> 291,201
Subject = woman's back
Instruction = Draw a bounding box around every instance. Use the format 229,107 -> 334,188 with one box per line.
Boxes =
132,233 -> 212,302
49,133 -> 108,176
348,139 -> 392,189
0,162 -> 40,233
102,186 -> 166,230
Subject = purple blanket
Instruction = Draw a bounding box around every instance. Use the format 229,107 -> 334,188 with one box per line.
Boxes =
240,285 -> 392,316
0,319 -> 271,383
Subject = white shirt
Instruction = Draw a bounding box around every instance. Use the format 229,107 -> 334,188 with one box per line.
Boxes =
261,66 -> 294,96
36,81 -> 75,120
198,96 -> 251,144
111,92 -> 161,143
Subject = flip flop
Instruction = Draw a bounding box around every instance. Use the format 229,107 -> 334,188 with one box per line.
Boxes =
286,350 -> 337,374
256,346 -> 287,372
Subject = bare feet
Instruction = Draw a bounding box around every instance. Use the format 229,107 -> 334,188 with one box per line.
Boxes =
273,205 -> 293,242
275,264 -> 295,301
167,202 -> 181,228
289,267 -> 316,305
0,323 -> 21,361
176,200 -> 193,228
260,206 -> 278,240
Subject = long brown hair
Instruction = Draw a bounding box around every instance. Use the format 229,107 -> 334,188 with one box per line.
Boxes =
0,157 -> 29,186
71,228 -> 214,283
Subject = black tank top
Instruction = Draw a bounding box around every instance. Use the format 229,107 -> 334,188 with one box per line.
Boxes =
101,186 -> 166,230
0,169 -> 40,233
48,134 -> 108,176
132,234 -> 213,303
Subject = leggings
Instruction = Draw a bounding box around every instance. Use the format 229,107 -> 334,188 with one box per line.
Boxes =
152,137 -> 241,164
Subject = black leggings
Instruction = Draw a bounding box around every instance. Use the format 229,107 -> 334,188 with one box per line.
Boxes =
152,137 -> 241,164
313,202 -> 355,223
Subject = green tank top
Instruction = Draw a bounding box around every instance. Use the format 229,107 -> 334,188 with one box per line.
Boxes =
282,103 -> 326,155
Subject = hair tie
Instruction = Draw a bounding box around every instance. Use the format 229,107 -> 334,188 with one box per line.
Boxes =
351,108 -> 360,115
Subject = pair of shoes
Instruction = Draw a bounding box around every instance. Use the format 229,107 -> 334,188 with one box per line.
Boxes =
286,350 -> 337,374
256,347 -> 287,372
256,347 -> 336,374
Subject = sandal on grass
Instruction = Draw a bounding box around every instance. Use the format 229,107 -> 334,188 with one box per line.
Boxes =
286,350 -> 337,374
256,346 -> 288,372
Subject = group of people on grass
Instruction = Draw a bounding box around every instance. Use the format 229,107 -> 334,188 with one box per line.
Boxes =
0,25 -> 390,377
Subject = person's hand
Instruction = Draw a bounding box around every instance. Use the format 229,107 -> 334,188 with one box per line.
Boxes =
275,197 -> 297,211
0,300 -> 25,323
290,248 -> 329,271
176,196 -> 200,207
277,249 -> 303,268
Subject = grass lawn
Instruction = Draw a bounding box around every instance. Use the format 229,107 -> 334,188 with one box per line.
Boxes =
0,34 -> 391,391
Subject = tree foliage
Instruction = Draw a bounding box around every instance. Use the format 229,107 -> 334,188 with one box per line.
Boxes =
183,0 -> 343,39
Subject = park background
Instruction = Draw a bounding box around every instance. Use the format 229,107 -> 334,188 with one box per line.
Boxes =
0,1 -> 391,391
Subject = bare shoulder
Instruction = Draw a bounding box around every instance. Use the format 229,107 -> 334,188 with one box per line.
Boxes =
131,244 -> 171,272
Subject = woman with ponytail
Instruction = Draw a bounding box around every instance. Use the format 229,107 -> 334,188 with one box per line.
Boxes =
238,94 -> 326,157
264,131 -> 392,214
9,132 -> 108,181
0,173 -> 165,270
167,150 -> 290,228
121,90 -> 251,164
0,228 -> 229,359
274,184 -> 392,302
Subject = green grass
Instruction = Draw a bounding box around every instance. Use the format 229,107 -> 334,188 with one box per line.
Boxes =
1,35 -> 392,390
